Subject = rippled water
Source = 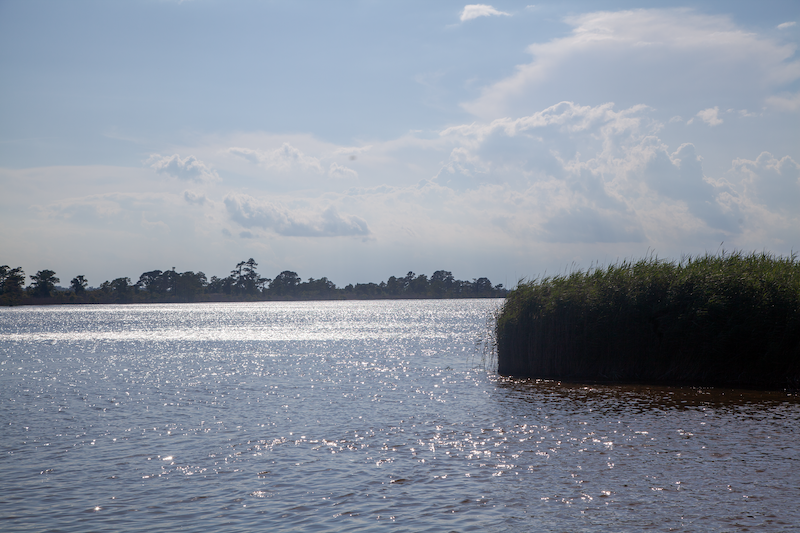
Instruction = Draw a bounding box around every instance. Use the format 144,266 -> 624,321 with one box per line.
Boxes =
2,300 -> 799,532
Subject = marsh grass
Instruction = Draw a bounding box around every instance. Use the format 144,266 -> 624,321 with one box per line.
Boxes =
496,251 -> 800,388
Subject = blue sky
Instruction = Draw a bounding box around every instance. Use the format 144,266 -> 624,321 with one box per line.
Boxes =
1,0 -> 798,287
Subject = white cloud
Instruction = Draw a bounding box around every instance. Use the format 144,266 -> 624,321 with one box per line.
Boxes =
183,190 -> 207,205
442,100 -> 651,142
463,9 -> 800,119
642,143 -> 740,232
328,162 -> 358,179
224,193 -> 370,237
732,152 -> 800,210
228,142 -> 323,173
331,145 -> 373,157
540,206 -> 644,243
766,91 -> 800,111
227,147 -> 261,165
4,92 -> 798,285
696,107 -> 723,126
270,142 -> 323,172
460,4 -> 510,22
434,146 -> 488,191
777,21 -> 796,30
428,100 -> 753,245
147,154 -> 219,182
34,99 -> 790,259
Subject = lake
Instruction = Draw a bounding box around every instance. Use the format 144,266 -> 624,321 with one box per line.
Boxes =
2,300 -> 799,532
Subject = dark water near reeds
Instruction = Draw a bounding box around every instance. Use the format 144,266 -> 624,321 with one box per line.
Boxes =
2,300 -> 799,532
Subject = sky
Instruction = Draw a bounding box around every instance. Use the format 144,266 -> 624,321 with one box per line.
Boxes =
1,0 -> 799,288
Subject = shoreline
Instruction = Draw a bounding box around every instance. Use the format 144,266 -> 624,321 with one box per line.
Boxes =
4,293 -> 506,307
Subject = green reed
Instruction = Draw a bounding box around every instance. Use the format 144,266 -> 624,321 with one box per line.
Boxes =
496,251 -> 800,388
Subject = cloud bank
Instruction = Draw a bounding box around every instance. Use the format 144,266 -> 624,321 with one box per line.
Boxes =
464,9 -> 800,119
228,143 -> 324,173
224,194 -> 370,237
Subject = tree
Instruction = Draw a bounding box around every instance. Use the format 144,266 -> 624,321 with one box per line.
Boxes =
207,275 -> 233,295
0,265 -> 12,292
1,266 -> 26,305
353,282 -> 381,297
110,277 -> 133,301
402,271 -> 416,292
175,271 -> 207,301
136,270 -> 164,293
30,269 -> 60,298
473,277 -> 493,295
70,275 -> 88,294
231,258 -> 269,295
270,270 -> 300,296
385,276 -> 402,296
160,268 -> 179,294
408,273 -> 429,295
300,277 -> 337,296
430,270 -> 455,296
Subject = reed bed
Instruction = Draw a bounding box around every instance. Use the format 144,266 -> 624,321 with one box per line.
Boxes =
496,251 -> 800,388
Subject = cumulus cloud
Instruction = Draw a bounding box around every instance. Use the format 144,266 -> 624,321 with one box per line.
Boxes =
442,100 -> 651,141
183,190 -> 207,205
328,162 -> 358,179
435,102 -> 649,236
460,4 -> 510,22
643,143 -> 740,232
224,193 -> 370,237
463,9 -> 800,119
694,106 -> 723,126
426,100 -> 756,246
766,92 -> 800,111
148,154 -> 219,182
332,145 -> 373,158
227,147 -> 261,165
434,147 -> 488,191
9,86 -> 797,284
270,143 -> 323,172
733,152 -> 800,210
161,99 -> 796,255
228,143 -> 323,172
541,206 -> 644,243
777,21 -> 796,30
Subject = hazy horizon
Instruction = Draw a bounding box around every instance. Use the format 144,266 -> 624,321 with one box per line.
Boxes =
2,1 -> 798,287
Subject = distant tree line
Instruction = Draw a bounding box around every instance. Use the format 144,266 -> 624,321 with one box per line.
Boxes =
1,259 -> 508,306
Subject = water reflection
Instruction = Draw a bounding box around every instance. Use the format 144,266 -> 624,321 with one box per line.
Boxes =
484,376 -> 800,531
495,377 -> 799,413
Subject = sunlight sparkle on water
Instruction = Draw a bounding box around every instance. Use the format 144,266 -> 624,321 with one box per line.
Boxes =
2,300 -> 799,532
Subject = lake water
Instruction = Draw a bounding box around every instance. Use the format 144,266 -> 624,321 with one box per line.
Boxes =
2,300 -> 799,532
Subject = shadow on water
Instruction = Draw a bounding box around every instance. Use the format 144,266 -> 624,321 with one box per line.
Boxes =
492,376 -> 800,414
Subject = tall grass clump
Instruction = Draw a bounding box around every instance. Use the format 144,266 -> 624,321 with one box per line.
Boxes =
496,251 -> 800,388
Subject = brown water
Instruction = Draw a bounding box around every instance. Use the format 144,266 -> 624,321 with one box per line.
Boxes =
1,300 -> 798,531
